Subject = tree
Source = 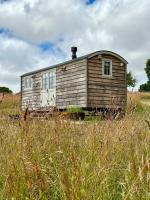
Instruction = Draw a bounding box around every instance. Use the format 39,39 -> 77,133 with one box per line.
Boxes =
145,59 -> 150,81
0,87 -> 12,94
139,59 -> 150,92
127,71 -> 137,87
139,83 -> 150,92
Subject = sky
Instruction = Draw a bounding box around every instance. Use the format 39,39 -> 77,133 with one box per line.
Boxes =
0,0 -> 150,92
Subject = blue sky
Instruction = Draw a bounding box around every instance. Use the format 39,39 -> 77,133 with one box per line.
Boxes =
0,28 -> 12,36
0,0 -> 9,3
0,0 -> 150,91
39,42 -> 56,52
86,0 -> 96,5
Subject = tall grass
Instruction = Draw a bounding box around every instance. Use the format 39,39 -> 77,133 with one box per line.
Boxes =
0,94 -> 20,115
0,93 -> 150,199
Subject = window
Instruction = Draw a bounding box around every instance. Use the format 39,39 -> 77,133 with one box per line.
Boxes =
42,71 -> 56,90
49,71 -> 56,89
42,73 -> 49,90
102,59 -> 112,76
24,76 -> 32,89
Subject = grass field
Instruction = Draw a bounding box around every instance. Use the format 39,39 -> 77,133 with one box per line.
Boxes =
0,93 -> 150,200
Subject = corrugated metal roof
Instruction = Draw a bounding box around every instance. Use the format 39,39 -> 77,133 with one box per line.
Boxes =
21,50 -> 128,77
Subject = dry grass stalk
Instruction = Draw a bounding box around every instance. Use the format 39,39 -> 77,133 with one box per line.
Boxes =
0,93 -> 4,104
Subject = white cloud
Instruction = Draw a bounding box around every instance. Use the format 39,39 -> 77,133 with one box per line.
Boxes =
0,35 -> 64,91
0,0 -> 150,91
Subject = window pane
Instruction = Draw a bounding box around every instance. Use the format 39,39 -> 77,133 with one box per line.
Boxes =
48,71 -> 56,89
53,72 -> 55,88
27,78 -> 29,88
42,79 -> 44,90
24,77 -> 32,88
104,61 -> 111,75
24,78 -> 26,88
42,75 -> 44,89
46,78 -> 48,89
42,74 -> 46,90
50,74 -> 53,89
49,72 -> 51,89
29,77 -> 32,88
104,66 -> 107,75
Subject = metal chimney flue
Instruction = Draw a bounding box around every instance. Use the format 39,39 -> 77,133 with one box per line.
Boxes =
71,47 -> 77,59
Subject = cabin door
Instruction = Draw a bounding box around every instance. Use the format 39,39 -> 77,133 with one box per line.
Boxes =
41,69 -> 56,107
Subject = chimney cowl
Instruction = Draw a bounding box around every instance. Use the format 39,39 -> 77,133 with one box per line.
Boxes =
71,47 -> 77,59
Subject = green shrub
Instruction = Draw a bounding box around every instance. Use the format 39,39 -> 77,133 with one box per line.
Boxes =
67,105 -> 83,113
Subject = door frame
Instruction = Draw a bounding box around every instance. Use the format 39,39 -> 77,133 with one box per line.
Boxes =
40,68 -> 56,107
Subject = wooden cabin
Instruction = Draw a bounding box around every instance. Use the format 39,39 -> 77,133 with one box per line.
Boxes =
21,47 -> 128,112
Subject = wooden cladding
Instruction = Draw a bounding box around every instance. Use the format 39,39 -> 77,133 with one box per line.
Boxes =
87,54 -> 127,108
56,59 -> 87,108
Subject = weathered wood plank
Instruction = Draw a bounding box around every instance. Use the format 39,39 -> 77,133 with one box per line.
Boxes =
57,92 -> 86,99
88,70 -> 125,78
88,73 -> 125,79
22,92 -> 41,97
56,101 -> 86,106
56,96 -> 86,102
22,88 -> 41,93
88,99 -> 126,104
57,74 -> 86,84
88,77 -> 125,83
88,82 -> 126,89
56,101 -> 86,104
57,60 -> 86,70
89,67 -> 125,73
57,85 -> 86,93
88,92 -> 126,98
57,103 -> 86,109
57,66 -> 86,76
87,103 -> 125,108
88,96 -> 126,102
57,62 -> 86,72
88,81 -> 125,88
57,78 -> 86,86
56,70 -> 86,79
88,89 -> 126,95
57,90 -> 86,96
57,80 -> 86,89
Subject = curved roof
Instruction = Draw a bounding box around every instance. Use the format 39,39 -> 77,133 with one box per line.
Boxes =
88,50 -> 128,64
21,50 -> 128,77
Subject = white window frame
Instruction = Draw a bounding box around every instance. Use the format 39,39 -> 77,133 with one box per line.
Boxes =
102,59 -> 112,77
42,70 -> 56,90
24,76 -> 32,90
